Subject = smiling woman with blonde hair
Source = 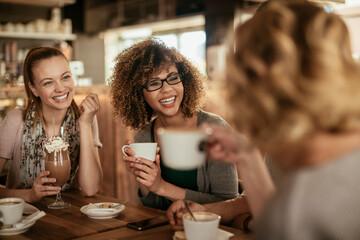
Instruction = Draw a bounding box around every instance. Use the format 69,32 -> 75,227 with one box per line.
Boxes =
167,1 -> 360,237
0,47 -> 103,203
222,1 -> 360,239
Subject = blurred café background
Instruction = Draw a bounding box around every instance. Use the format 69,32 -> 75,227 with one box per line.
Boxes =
0,0 -> 359,203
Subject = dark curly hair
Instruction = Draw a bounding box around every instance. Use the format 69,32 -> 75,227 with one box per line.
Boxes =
109,37 -> 206,130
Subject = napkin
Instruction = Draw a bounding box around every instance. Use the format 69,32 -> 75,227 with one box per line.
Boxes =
14,211 -> 46,228
216,228 -> 234,240
173,228 -> 234,240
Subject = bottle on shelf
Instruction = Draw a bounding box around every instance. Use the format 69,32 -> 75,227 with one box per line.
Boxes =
0,41 -> 26,87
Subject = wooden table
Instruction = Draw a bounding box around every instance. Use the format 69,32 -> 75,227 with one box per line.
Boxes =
1,189 -> 252,240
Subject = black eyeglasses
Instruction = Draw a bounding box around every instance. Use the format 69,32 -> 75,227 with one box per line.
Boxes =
143,73 -> 182,92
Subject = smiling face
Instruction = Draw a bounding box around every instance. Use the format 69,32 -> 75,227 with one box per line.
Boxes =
142,64 -> 184,119
28,56 -> 74,113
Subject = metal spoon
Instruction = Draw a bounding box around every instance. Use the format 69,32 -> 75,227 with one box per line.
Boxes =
183,200 -> 197,221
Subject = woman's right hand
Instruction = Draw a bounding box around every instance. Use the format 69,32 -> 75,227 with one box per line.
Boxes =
28,171 -> 61,202
122,140 -> 161,178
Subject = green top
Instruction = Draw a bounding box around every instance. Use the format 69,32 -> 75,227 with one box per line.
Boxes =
160,161 -> 198,191
135,109 -> 239,210
151,121 -> 198,191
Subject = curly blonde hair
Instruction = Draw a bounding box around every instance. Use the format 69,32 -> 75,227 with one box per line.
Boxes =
226,1 -> 360,149
109,37 -> 206,130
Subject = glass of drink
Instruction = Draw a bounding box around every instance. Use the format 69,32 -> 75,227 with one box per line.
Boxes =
45,136 -> 71,209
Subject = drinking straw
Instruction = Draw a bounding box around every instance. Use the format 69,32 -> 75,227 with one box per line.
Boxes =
52,117 -> 55,137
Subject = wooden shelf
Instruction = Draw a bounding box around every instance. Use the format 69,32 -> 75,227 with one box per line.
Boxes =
0,32 -> 77,41
0,84 -> 107,100
0,0 -> 75,7
0,86 -> 25,99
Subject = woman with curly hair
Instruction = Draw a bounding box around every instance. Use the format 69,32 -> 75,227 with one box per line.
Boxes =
109,38 -> 238,210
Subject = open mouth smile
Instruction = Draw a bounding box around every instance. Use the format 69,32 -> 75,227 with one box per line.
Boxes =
53,93 -> 68,101
159,96 -> 175,104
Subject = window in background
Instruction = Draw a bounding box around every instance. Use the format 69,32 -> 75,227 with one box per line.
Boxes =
156,34 -> 178,49
179,31 -> 206,74
103,15 -> 205,83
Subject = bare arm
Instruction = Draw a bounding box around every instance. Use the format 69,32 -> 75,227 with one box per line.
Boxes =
130,157 -> 186,201
123,143 -> 187,201
203,195 -> 250,224
236,149 -> 275,218
0,157 -> 61,202
77,94 -> 103,196
207,126 -> 276,219
167,196 -> 250,231
0,157 -> 5,178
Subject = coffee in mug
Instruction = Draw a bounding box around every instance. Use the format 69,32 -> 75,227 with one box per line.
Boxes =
157,128 -> 210,170
122,143 -> 157,161
183,212 -> 221,240
0,197 -> 24,225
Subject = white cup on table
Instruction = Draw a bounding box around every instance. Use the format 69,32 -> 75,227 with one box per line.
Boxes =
183,212 -> 221,240
0,197 -> 24,225
122,143 -> 157,161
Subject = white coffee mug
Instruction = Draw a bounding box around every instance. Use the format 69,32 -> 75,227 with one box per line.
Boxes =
0,197 -> 24,225
122,143 -> 157,161
183,212 -> 221,240
157,128 -> 210,170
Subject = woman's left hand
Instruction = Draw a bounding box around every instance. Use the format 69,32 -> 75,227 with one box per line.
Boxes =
130,156 -> 163,194
206,125 -> 253,163
79,93 -> 100,124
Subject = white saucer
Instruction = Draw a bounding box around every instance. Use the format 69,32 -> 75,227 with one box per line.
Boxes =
173,228 -> 234,240
0,203 -> 40,236
0,220 -> 36,236
80,202 -> 126,219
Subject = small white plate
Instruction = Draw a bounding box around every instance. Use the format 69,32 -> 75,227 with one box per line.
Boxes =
0,220 -> 36,236
80,202 -> 126,219
0,203 -> 40,236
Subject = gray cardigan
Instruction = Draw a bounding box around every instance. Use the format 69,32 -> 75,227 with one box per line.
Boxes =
135,109 -> 239,210
255,149 -> 360,240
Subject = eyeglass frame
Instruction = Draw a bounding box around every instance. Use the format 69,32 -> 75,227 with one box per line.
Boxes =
142,72 -> 182,92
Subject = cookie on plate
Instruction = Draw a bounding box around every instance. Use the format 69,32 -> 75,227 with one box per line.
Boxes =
99,203 -> 113,208
173,231 -> 186,240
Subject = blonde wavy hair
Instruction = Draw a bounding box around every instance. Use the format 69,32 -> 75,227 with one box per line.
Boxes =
109,37 -> 205,130
226,1 -> 360,149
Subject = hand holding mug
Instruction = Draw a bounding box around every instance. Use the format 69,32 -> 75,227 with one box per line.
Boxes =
129,156 -> 164,194
122,141 -> 161,194
206,125 -> 256,164
122,142 -> 157,162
